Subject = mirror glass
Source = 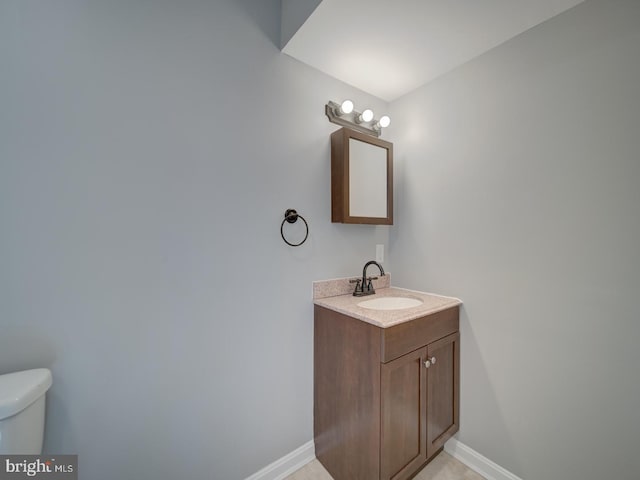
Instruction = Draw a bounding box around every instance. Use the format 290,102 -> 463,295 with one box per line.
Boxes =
349,138 -> 387,218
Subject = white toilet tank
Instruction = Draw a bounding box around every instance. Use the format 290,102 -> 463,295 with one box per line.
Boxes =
0,368 -> 52,454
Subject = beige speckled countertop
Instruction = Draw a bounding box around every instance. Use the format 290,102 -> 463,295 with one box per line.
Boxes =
313,283 -> 462,329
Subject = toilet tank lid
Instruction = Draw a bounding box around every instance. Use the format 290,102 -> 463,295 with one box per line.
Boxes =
0,369 -> 52,420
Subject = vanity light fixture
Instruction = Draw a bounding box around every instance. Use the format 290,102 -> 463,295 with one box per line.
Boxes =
325,100 -> 391,137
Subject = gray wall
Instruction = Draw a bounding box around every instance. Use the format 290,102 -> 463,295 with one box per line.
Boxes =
0,1 -> 390,479
390,1 -> 640,479
280,0 -> 322,49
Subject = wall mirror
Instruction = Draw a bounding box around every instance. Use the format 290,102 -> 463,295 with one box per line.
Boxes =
330,127 -> 393,225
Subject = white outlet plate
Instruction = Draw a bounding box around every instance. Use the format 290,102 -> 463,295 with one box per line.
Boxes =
376,244 -> 384,263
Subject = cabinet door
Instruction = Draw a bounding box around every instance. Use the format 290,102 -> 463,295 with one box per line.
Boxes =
426,332 -> 460,459
330,127 -> 393,225
381,347 -> 427,480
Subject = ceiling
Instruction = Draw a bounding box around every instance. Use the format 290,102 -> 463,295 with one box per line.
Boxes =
281,0 -> 584,101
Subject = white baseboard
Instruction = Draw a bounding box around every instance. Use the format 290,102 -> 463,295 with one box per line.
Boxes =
244,440 -> 315,480
244,438 -> 520,480
445,438 -> 523,480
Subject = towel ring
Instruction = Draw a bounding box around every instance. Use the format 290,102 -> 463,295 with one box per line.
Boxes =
280,209 -> 309,247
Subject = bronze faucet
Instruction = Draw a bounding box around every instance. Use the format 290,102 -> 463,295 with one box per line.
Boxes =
351,260 -> 385,296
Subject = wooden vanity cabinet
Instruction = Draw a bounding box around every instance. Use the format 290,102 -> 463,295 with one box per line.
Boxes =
314,305 -> 459,480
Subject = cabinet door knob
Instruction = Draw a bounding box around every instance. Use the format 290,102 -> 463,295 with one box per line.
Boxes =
430,356 -> 437,365
424,359 -> 431,368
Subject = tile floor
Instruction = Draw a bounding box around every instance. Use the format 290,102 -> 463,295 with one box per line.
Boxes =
284,451 -> 485,480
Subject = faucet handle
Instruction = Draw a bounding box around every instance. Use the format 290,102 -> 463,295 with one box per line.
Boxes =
350,278 -> 367,296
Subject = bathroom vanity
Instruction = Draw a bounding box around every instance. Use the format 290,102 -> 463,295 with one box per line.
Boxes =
313,282 -> 461,480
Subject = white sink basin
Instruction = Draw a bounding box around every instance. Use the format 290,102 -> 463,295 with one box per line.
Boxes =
357,296 -> 423,310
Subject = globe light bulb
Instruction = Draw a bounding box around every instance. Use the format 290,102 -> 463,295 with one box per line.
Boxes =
339,100 -> 354,115
379,115 -> 391,128
361,109 -> 374,122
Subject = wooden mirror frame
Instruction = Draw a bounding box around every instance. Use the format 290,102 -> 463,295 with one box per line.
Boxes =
331,127 -> 393,225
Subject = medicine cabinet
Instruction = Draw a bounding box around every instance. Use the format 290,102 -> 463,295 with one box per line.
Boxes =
330,128 -> 393,225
